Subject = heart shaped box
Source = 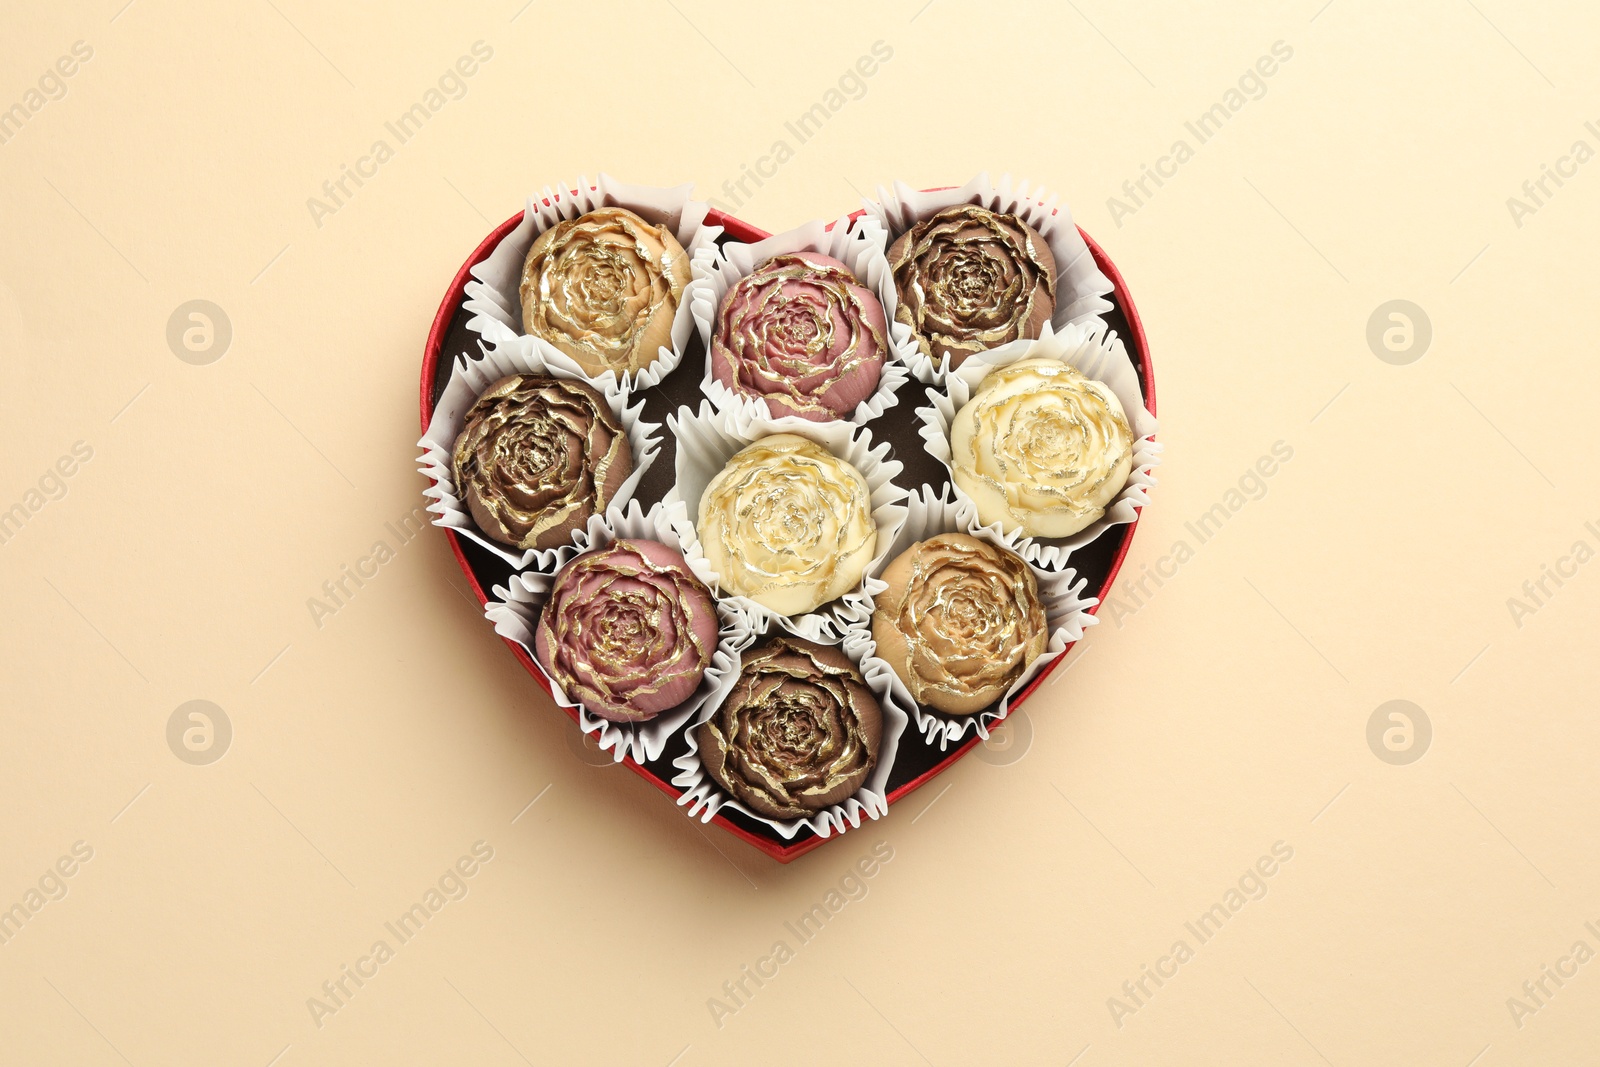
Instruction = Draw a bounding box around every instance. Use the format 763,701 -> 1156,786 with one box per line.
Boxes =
420,194 -> 1157,863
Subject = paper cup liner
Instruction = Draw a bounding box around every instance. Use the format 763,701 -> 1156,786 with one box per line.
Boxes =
417,340 -> 662,572
685,216 -> 913,426
461,173 -> 714,393
670,608 -> 908,840
862,172 -> 1116,383
917,318 -> 1161,568
854,484 -> 1097,751
662,400 -> 909,642
483,500 -> 752,764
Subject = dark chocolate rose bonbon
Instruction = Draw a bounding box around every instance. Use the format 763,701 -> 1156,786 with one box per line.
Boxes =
888,204 -> 1057,368
696,636 -> 882,820
451,374 -> 631,551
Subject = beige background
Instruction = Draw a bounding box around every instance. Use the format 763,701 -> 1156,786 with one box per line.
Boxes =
2,1 -> 1595,1063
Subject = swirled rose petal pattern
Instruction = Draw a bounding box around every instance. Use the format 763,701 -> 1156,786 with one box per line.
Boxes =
696,433 -> 876,616
950,356 -> 1133,538
534,539 -> 719,723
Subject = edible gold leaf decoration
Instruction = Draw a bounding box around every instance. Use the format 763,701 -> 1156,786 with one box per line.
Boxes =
535,539 -> 719,723
873,534 -> 1047,716
711,252 -> 887,422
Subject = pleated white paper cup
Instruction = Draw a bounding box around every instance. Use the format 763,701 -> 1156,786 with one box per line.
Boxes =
417,340 -> 663,572
483,500 -> 752,764
670,609 -> 908,840
854,485 -> 1097,751
917,319 -> 1161,568
686,216 -> 912,426
863,173 -> 1116,383
462,173 -> 713,393
663,400 -> 909,643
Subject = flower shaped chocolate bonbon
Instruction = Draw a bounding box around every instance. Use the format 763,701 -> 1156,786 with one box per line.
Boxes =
711,252 -> 887,422
519,207 -> 691,377
534,539 -> 720,723
451,374 -> 631,551
696,433 -> 877,616
872,534 -> 1048,716
950,356 -> 1133,539
888,204 -> 1057,367
697,636 -> 882,819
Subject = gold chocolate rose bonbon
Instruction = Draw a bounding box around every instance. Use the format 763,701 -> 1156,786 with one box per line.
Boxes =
872,534 -> 1047,716
519,207 -> 690,377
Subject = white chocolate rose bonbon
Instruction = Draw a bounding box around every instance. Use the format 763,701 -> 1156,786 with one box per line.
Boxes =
696,434 -> 877,616
950,356 -> 1134,539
